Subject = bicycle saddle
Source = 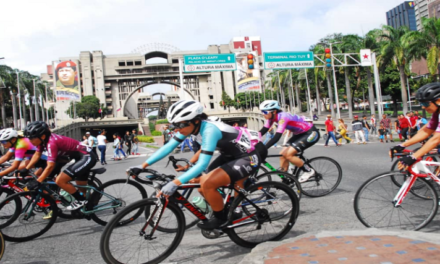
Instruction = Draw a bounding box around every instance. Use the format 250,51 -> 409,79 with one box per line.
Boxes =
91,168 -> 106,174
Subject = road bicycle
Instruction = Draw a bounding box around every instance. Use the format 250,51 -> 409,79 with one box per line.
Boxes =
354,150 -> 440,231
0,169 -> 147,242
101,166 -> 299,264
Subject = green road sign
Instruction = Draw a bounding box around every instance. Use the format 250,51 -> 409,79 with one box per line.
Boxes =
264,51 -> 314,69
184,54 -> 236,72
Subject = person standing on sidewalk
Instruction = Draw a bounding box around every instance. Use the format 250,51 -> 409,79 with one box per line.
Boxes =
124,131 -> 132,156
409,112 -> 418,139
380,114 -> 393,143
131,129 -> 140,155
395,116 -> 403,142
162,125 -> 171,145
370,114 -> 377,137
86,132 -> 99,161
352,115 -> 366,144
399,114 -> 410,141
324,115 -> 341,147
97,130 -> 108,165
337,119 -> 351,144
362,115 -> 370,142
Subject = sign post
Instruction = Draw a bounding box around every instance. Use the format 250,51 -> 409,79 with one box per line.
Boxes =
184,54 -> 236,72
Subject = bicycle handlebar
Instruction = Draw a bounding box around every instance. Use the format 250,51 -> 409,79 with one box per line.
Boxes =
166,156 -> 193,170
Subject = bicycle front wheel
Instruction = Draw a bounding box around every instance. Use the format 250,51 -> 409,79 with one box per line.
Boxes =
0,231 -> 4,262
254,170 -> 302,201
296,156 -> 342,197
354,171 -> 439,231
100,198 -> 185,264
226,181 -> 299,248
0,191 -> 58,242
90,179 -> 147,226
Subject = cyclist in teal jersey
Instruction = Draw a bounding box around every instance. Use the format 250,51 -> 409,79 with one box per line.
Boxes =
131,100 -> 267,230
391,83 -> 440,169
259,100 -> 320,183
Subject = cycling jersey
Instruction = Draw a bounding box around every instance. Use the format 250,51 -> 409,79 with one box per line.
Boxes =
37,134 -> 89,163
9,137 -> 38,161
146,121 -> 261,184
264,112 -> 313,135
426,112 -> 440,132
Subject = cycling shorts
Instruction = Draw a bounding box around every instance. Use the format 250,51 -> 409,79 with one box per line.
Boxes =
287,126 -> 320,153
63,152 -> 97,181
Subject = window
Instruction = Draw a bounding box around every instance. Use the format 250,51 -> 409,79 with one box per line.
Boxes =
209,95 -> 213,99
135,61 -> 142,66
127,61 -> 134,66
210,103 -> 214,109
172,59 -> 178,63
118,61 -> 126,67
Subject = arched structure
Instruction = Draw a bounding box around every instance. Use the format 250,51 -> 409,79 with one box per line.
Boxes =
131,43 -> 180,55
123,81 -> 195,119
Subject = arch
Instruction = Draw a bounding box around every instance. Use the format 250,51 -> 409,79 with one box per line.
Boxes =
123,81 -> 194,119
145,51 -> 168,61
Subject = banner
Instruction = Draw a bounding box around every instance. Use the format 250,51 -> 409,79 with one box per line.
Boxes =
360,49 -> 372,66
54,60 -> 80,101
235,52 -> 261,92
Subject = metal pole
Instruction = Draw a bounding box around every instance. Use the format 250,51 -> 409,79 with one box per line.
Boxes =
178,58 -> 185,100
330,43 -> 341,119
45,83 -> 49,122
10,90 -> 17,128
406,77 -> 412,111
304,69 -> 313,120
276,71 -> 283,108
34,80 -> 40,121
372,53 -> 383,118
289,70 -> 295,113
16,71 -> 23,129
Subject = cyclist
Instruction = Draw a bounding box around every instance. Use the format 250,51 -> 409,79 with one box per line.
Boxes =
132,100 -> 267,230
19,121 -> 97,210
390,83 -> 440,170
0,128 -> 47,177
259,100 -> 320,182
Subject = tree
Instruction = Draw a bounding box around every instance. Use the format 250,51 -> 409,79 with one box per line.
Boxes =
219,91 -> 235,111
66,95 -> 101,121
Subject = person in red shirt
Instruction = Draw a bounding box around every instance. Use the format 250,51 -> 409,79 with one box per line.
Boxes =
324,115 -> 341,147
399,114 -> 410,141
409,112 -> 419,138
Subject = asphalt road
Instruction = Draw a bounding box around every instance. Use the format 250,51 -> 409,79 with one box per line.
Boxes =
2,139 -> 440,264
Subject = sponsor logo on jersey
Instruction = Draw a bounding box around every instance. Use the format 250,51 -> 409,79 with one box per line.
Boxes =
234,165 -> 241,171
278,119 -> 285,125
307,131 -> 318,142
249,154 -> 259,167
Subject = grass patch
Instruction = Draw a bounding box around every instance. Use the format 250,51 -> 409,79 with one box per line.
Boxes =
145,144 -> 160,149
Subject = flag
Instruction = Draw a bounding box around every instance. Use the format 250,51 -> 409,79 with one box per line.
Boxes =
117,108 -> 121,111
98,108 -> 102,114
222,100 -> 225,106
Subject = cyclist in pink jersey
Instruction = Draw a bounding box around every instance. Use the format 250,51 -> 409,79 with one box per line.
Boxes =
259,100 -> 320,182
0,128 -> 47,177
390,83 -> 440,170
20,121 -> 97,210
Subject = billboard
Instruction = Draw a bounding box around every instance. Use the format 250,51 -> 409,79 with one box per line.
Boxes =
54,60 -> 80,101
429,0 -> 440,18
235,51 -> 261,92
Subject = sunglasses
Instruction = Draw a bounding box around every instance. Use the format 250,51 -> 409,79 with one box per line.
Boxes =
172,122 -> 191,129
261,110 -> 272,115
420,101 -> 431,107
0,140 -> 8,145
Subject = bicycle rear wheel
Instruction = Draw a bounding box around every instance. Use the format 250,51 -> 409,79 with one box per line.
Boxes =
354,171 -> 438,231
226,181 -> 299,248
0,191 -> 59,242
254,170 -> 302,201
296,156 -> 342,197
0,231 -> 4,262
100,198 -> 185,264
90,179 -> 147,226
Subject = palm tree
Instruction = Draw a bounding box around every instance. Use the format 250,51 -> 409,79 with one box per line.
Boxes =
378,25 -> 411,114
0,65 -> 14,127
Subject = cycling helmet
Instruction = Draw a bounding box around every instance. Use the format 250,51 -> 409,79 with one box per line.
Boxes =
0,128 -> 18,141
207,116 -> 221,122
415,83 -> 440,102
24,121 -> 51,139
167,100 -> 204,123
259,100 -> 281,111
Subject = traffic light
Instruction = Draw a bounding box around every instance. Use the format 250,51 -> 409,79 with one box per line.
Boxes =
247,54 -> 254,69
325,48 -> 331,70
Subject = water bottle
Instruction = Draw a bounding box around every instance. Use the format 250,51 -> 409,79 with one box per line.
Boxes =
192,196 -> 210,214
60,190 -> 75,203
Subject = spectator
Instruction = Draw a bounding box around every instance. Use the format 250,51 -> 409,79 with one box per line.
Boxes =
233,122 -> 239,127
81,135 -> 88,145
378,123 -> 386,143
417,114 -> 428,130
180,137 -> 193,153
131,129 -> 140,155
408,112 -> 418,139
395,115 -> 403,142
243,123 -> 248,128
370,114 -> 377,137
324,115 -> 341,147
97,129 -> 108,165
162,125 -> 171,145
399,114 -> 410,141
313,114 -> 319,121
113,133 -> 126,160
86,132 -> 98,160
352,115 -> 366,144
124,131 -> 132,156
362,115 -> 370,142
282,130 -> 291,147
337,119 -> 351,144
380,114 -> 393,143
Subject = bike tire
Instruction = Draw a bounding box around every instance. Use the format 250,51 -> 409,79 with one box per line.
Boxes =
100,198 -> 185,264
0,231 -> 4,262
354,171 -> 438,231
0,188 -> 21,229
0,191 -> 59,242
89,179 -> 147,226
295,156 -> 342,197
254,170 -> 302,201
226,181 -> 299,248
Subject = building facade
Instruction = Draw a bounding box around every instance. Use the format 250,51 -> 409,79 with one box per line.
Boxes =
386,1 -> 417,31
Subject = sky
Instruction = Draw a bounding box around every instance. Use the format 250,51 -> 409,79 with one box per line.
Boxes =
0,0 -> 406,95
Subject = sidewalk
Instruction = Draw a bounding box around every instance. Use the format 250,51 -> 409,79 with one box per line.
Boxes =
240,229 -> 440,264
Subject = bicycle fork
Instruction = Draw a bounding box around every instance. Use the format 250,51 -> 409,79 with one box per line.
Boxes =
139,197 -> 168,241
393,174 -> 418,207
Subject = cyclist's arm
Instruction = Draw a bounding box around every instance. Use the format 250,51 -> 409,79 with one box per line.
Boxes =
412,129 -> 440,159
0,151 -> 13,164
141,133 -> 186,168
25,151 -> 42,170
0,160 -> 21,176
259,126 -> 269,136
265,132 -> 282,149
400,125 -> 433,149
36,161 -> 56,183
259,119 -> 273,136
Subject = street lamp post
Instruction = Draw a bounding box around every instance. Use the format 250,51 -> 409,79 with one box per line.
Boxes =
16,71 -> 23,129
45,83 -> 49,123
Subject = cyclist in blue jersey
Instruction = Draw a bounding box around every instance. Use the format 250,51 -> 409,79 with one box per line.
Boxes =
259,100 -> 320,183
132,100 -> 267,230
390,83 -> 440,169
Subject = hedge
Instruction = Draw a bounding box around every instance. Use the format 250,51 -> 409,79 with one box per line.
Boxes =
156,119 -> 169,124
137,136 -> 155,143
149,122 -> 155,132
151,131 -> 163,136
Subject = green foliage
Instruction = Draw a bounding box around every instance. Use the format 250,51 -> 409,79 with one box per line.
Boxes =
151,131 -> 162,136
137,135 -> 155,143
148,115 -> 157,120
65,95 -> 103,121
219,91 -> 235,108
156,119 -> 169,124
149,122 -> 155,131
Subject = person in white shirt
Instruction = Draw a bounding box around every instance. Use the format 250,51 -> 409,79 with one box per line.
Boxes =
370,114 -> 377,137
97,129 -> 108,165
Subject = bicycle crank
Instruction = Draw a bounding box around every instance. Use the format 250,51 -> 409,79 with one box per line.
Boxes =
201,229 -> 223,239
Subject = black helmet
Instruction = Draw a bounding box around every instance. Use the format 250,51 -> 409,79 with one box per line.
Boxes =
415,83 -> 440,102
24,121 -> 51,139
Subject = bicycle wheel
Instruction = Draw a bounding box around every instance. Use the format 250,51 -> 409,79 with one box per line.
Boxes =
295,156 -> 342,197
254,170 -> 302,201
89,179 -> 147,226
354,171 -> 438,231
0,231 -> 4,262
0,191 -> 59,242
100,198 -> 185,264
226,181 -> 299,248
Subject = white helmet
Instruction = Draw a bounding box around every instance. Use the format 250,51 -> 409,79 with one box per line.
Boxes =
207,116 -> 221,122
0,128 -> 18,141
167,100 -> 204,123
259,100 -> 281,111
